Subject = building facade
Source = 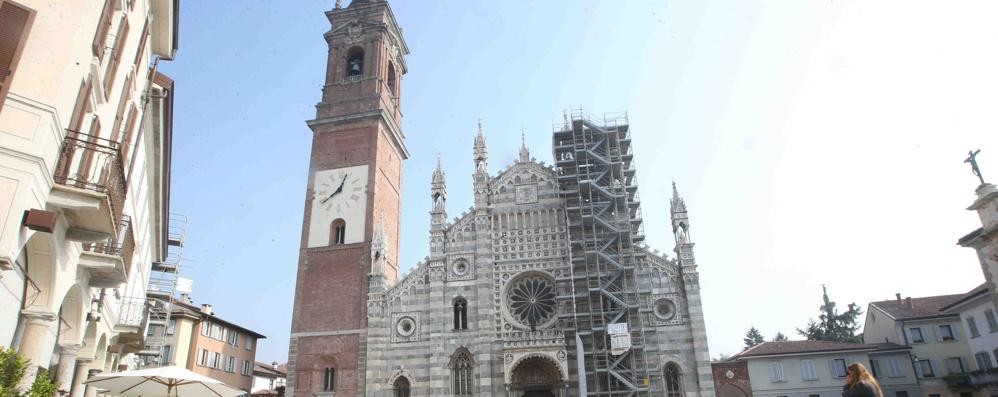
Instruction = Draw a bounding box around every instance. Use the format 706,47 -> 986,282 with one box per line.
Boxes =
143,299 -> 266,393
287,1 -> 715,396
731,341 -> 920,397
0,0 -> 178,395
252,361 -> 288,396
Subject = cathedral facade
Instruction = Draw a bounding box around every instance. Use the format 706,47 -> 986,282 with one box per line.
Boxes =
287,1 -> 715,397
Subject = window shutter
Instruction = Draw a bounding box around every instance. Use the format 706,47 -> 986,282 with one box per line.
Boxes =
0,2 -> 30,93
951,324 -> 960,340
828,360 -> 838,378
92,0 -> 113,59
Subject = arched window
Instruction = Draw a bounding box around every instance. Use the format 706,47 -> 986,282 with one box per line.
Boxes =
323,367 -> 335,391
665,363 -> 683,397
453,297 -> 468,330
346,47 -> 364,77
387,62 -> 398,96
451,349 -> 474,395
331,219 -> 346,245
393,377 -> 410,397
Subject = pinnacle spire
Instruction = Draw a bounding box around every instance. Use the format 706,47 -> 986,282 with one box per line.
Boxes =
670,181 -> 686,214
519,128 -> 530,162
432,152 -> 445,184
474,119 -> 488,174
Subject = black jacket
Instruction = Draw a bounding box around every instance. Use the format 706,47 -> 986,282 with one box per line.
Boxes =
842,381 -> 878,397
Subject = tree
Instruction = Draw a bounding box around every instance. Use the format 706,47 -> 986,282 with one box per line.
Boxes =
743,326 -> 765,349
773,332 -> 788,341
796,285 -> 863,343
0,348 -> 57,397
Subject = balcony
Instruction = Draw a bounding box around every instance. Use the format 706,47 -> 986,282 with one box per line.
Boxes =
945,368 -> 998,390
79,216 -> 135,288
108,296 -> 149,354
50,131 -> 126,240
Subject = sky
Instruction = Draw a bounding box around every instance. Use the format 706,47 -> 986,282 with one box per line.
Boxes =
161,0 -> 998,363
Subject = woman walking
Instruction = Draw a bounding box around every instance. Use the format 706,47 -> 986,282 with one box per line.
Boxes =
842,363 -> 884,397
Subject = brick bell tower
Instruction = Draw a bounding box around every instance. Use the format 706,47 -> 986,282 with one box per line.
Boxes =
288,1 -> 408,396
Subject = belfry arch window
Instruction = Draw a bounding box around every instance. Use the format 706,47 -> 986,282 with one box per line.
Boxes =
387,62 -> 398,96
393,377 -> 410,397
664,362 -> 683,397
323,367 -> 335,391
453,297 -> 468,330
331,219 -> 346,245
346,47 -> 364,77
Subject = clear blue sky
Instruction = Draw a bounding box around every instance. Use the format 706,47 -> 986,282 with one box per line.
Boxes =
161,0 -> 998,363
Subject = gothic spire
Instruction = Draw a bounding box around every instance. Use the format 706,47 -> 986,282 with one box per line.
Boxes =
670,181 -> 687,215
474,119 -> 488,174
519,128 -> 530,163
371,213 -> 389,274
432,153 -> 445,185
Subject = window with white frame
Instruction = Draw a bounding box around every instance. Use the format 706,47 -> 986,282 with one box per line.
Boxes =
985,309 -> 998,333
946,357 -> 965,374
242,360 -> 252,376
966,316 -> 980,338
832,359 -> 848,378
227,356 -> 236,372
210,324 -> 223,340
166,319 -> 176,335
869,359 -> 882,378
198,348 -> 209,366
162,345 -> 172,364
207,351 -> 217,368
201,321 -> 210,336
909,327 -> 925,343
246,336 -> 254,350
939,324 -> 956,341
801,360 -> 818,381
887,358 -> 905,378
975,352 -> 994,370
918,360 -> 935,378
769,362 -> 785,382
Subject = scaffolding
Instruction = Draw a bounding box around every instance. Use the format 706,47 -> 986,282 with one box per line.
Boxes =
140,213 -> 187,366
553,109 -> 649,396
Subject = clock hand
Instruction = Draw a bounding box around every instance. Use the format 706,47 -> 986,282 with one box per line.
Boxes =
320,175 -> 349,204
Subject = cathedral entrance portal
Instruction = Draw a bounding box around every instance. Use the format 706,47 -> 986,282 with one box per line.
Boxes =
510,356 -> 563,397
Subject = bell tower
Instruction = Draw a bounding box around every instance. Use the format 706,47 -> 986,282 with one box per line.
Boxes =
288,1 -> 409,396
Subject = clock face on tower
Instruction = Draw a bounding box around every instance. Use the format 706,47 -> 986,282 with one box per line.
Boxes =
307,164 -> 369,248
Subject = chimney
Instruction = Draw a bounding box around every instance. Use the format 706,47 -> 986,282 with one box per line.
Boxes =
179,293 -> 193,305
904,297 -> 912,309
201,304 -> 213,315
895,293 -> 901,302
272,361 -> 278,369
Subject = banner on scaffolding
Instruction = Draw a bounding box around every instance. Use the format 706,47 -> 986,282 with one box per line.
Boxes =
608,322 -> 631,356
175,277 -> 194,293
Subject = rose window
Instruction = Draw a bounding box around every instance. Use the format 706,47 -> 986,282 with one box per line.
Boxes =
506,273 -> 557,328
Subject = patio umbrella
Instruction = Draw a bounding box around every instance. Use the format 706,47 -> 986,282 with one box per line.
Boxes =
83,365 -> 246,397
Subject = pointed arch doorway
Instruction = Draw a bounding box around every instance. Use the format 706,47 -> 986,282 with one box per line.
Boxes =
510,356 -> 563,397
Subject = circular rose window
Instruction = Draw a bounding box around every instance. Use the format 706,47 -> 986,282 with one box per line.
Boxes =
654,298 -> 677,321
505,272 -> 557,329
396,316 -> 416,337
452,260 -> 469,276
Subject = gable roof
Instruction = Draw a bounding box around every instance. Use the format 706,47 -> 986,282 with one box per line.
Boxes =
733,341 -> 907,359
940,283 -> 990,312
869,293 -> 965,321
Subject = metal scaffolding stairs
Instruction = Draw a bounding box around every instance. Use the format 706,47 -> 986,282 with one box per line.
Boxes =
553,109 -> 650,396
139,213 -> 187,366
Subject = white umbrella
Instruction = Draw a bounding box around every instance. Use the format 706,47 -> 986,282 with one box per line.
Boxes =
83,366 -> 246,397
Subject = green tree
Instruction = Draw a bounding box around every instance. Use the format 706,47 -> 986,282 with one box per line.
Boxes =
773,332 -> 788,341
796,285 -> 863,343
743,326 -> 766,349
0,348 -> 56,397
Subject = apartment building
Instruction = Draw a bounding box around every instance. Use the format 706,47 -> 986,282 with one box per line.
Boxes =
732,341 -> 920,397
0,0 -> 178,395
144,297 -> 265,393
864,294 -> 979,397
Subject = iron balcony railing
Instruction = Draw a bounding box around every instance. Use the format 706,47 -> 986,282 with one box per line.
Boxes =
81,215 -> 136,277
54,130 -> 127,227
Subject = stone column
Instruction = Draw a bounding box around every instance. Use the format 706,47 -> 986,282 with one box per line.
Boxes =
69,359 -> 92,397
16,309 -> 57,391
54,344 -> 82,394
83,369 -> 101,397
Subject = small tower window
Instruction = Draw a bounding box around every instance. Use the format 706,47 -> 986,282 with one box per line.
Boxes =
323,367 -> 335,391
346,47 -> 364,77
331,219 -> 346,245
453,297 -> 468,330
393,377 -> 410,397
387,62 -> 398,96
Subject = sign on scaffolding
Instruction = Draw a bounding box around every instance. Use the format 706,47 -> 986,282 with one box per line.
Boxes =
608,322 -> 631,356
